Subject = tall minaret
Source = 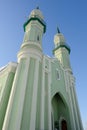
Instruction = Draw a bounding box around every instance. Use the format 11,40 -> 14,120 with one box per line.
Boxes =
2,7 -> 46,130
53,28 -> 72,72
18,6 -> 46,62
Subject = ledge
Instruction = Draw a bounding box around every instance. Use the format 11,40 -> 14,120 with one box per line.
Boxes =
23,17 -> 46,33
53,44 -> 71,54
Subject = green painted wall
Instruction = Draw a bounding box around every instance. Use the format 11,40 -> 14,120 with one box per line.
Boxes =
51,60 -> 66,98
51,59 -> 72,129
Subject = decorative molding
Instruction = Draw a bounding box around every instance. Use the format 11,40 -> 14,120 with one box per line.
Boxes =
17,47 -> 42,63
23,17 -> 46,33
53,44 -> 71,54
51,57 -> 72,73
21,41 -> 42,50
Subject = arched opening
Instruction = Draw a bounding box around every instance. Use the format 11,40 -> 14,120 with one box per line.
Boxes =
51,93 -> 70,130
37,35 -> 39,41
61,120 -> 67,130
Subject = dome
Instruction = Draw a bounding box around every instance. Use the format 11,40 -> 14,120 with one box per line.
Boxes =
54,33 -> 66,45
29,7 -> 44,20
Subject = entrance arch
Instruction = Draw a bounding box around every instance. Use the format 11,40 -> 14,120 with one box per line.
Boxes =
51,93 -> 69,130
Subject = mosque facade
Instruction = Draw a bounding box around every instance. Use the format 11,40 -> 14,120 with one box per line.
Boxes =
0,8 -> 83,130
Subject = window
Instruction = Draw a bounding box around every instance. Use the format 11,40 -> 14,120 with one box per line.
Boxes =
37,35 -> 40,41
56,69 -> 60,80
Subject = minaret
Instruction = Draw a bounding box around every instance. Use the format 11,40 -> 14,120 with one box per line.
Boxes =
2,7 -> 46,130
53,28 -> 71,72
1,8 -> 84,130
18,6 -> 46,62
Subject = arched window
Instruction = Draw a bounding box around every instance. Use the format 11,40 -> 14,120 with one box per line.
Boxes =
37,35 -> 40,41
56,69 -> 60,80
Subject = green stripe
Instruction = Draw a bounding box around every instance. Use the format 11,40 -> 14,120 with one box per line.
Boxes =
23,17 -> 46,33
53,44 -> 71,54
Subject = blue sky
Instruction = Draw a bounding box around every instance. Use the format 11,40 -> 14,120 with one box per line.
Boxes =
0,0 -> 87,129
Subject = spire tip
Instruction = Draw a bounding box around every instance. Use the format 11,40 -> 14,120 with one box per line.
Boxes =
36,6 -> 39,9
57,27 -> 60,33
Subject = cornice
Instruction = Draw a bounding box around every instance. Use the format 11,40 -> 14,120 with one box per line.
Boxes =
23,17 -> 46,33
53,44 -> 71,54
0,62 -> 17,76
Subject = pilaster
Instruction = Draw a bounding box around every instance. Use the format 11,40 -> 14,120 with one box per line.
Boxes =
48,59 -> 52,130
29,59 -> 39,130
2,58 -> 30,130
70,78 -> 80,129
40,56 -> 45,130
64,71 -> 76,130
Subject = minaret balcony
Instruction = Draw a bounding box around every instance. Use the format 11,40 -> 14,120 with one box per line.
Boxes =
23,17 -> 46,33
53,43 -> 71,54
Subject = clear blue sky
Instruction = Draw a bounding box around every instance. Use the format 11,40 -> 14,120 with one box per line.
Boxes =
0,0 -> 87,129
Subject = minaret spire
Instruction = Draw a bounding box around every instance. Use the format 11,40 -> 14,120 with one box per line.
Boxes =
36,6 -> 39,9
57,26 -> 60,33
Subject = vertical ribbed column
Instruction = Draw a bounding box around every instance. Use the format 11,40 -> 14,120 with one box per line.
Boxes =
73,87 -> 84,130
71,86 -> 80,129
29,59 -> 39,130
2,58 -> 30,130
44,72 -> 49,130
20,57 -> 36,130
48,60 -> 52,130
68,87 -> 76,130
40,57 -> 45,130
65,72 -> 76,130
35,61 -> 42,130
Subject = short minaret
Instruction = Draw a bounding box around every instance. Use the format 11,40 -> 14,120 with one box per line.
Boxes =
53,28 -> 71,71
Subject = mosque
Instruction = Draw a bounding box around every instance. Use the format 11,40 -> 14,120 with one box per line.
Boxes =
0,7 -> 83,130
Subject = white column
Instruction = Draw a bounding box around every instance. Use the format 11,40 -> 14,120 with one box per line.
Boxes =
48,60 -> 52,130
40,57 -> 45,130
71,86 -> 80,129
29,59 -> 39,130
2,62 -> 22,130
2,58 -> 30,130
68,87 -> 76,130
65,71 -> 76,130
15,58 -> 30,130
73,87 -> 84,130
